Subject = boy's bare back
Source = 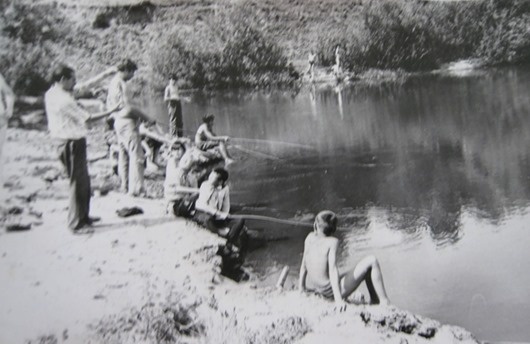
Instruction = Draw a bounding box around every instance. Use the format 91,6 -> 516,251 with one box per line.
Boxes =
304,232 -> 339,289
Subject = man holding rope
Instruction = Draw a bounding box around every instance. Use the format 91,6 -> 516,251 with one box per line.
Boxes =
44,64 -> 120,233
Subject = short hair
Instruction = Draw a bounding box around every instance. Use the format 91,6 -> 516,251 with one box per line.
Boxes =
202,113 -> 215,123
213,167 -> 229,183
170,141 -> 185,151
50,64 -> 74,83
169,73 -> 178,80
117,59 -> 138,73
314,210 -> 337,235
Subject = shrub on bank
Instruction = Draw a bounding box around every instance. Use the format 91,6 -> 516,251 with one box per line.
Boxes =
316,0 -> 530,72
149,3 -> 296,90
0,40 -> 56,96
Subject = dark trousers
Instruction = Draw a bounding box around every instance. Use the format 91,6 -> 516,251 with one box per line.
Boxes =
193,211 -> 247,250
168,100 -> 183,137
58,138 -> 91,230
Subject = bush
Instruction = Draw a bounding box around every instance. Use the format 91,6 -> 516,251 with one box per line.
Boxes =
93,12 -> 111,30
0,40 -> 55,96
315,0 -> 530,72
0,2 -> 68,44
149,3 -> 296,90
473,1 -> 530,63
148,33 -> 203,89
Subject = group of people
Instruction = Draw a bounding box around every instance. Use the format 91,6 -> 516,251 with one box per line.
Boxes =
41,59 -> 391,308
306,45 -> 342,80
43,59 -> 236,233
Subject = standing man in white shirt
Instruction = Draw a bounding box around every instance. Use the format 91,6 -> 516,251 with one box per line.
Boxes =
107,59 -> 151,196
44,64 -> 119,233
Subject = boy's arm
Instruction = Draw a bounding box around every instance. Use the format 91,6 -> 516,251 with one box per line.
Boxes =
328,240 -> 346,310
201,126 -> 228,142
86,104 -> 121,123
74,67 -> 117,96
139,125 -> 171,145
163,86 -> 170,102
220,186 -> 230,214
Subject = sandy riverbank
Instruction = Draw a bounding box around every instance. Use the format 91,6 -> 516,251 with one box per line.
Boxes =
0,127 -> 480,343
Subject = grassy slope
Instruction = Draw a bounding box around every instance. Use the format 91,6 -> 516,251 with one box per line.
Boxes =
25,0 -> 365,85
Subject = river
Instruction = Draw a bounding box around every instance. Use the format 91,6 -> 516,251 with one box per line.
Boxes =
150,66 -> 530,342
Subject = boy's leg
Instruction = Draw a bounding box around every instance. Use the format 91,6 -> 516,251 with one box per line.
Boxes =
117,142 -> 129,193
127,129 -> 145,196
175,101 -> 183,137
226,219 -> 246,246
218,142 -> 234,163
340,255 -> 389,305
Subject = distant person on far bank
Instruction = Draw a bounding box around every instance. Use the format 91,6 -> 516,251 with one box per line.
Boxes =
164,74 -> 190,138
44,64 -> 120,233
307,51 -> 316,80
0,73 -> 15,199
195,114 -> 234,166
299,210 -> 390,310
334,45 -> 342,77
107,59 -> 152,196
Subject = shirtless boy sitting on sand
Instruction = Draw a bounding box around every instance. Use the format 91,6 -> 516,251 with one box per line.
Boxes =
299,210 -> 390,311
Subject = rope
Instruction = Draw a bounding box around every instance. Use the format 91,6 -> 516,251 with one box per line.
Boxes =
229,214 -> 313,227
230,137 -> 315,150
232,145 -> 281,161
228,213 -> 357,232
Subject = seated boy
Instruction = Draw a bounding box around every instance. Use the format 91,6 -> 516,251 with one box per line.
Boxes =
195,114 -> 235,165
164,142 -> 197,213
193,167 -> 247,251
299,210 -> 390,310
139,121 -> 166,171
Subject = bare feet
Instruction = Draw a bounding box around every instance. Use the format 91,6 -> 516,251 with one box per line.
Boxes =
218,227 -> 230,237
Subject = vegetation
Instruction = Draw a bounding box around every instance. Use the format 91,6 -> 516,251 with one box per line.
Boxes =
2,0 -> 530,95
149,3 -> 296,90
316,0 -> 530,71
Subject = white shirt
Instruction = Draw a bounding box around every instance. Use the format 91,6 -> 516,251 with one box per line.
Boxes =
44,84 -> 90,140
195,180 -> 230,214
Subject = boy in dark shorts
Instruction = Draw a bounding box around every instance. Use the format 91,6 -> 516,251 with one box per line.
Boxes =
195,114 -> 234,165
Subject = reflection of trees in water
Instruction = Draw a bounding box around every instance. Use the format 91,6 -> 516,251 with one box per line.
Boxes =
318,70 -> 530,230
